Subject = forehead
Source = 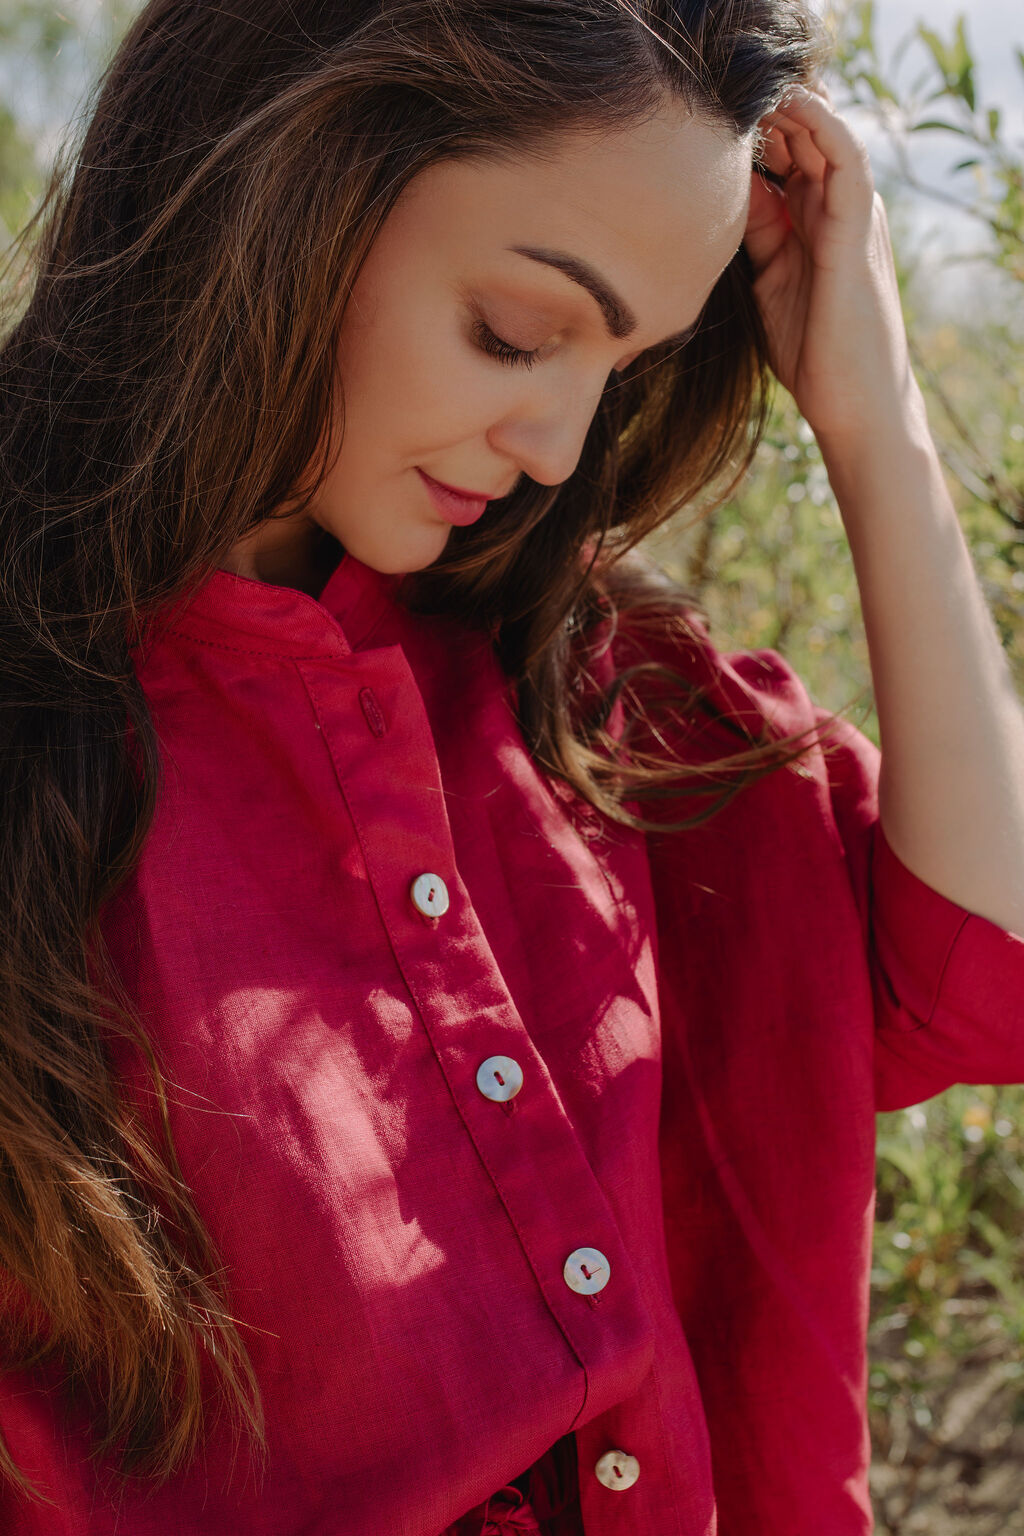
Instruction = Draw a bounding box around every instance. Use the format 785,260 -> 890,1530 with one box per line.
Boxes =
385,104 -> 754,338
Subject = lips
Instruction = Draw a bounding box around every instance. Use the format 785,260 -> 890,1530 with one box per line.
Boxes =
416,467 -> 493,527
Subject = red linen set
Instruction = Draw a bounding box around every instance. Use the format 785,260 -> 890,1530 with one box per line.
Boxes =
2,551 -> 1022,1535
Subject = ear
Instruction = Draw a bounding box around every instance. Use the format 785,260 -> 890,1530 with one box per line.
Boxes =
743,169 -> 792,278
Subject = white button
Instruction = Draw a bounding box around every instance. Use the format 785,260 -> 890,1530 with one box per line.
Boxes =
594,1449 -> 640,1491
563,1246 -> 611,1296
409,873 -> 450,918
476,1056 -> 524,1103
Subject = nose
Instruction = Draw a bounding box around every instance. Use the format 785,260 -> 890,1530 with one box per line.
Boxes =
487,375 -> 608,489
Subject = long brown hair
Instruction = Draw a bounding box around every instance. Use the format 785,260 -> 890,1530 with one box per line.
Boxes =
0,0 -> 835,1495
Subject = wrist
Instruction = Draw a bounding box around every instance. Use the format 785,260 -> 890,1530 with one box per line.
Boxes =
810,375 -> 933,477
816,410 -> 956,551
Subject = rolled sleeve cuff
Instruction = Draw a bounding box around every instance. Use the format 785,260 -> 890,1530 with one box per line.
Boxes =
871,819 -> 1024,1107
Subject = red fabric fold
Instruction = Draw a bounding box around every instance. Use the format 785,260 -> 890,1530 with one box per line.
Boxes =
444,1435 -> 582,1536
447,1484 -> 542,1536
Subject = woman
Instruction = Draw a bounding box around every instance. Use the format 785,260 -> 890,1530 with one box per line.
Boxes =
1,0 -> 1022,1532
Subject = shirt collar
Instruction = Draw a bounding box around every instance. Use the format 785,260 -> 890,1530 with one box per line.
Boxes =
139,551 -> 400,662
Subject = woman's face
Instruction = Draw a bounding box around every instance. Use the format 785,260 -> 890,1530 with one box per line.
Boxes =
224,101 -> 753,587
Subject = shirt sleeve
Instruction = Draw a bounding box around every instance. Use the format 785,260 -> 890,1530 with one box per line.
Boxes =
603,589 -> 1024,1114
816,705 -> 1024,1112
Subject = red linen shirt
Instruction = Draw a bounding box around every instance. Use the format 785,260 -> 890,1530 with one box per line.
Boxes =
3,550 -> 1023,1535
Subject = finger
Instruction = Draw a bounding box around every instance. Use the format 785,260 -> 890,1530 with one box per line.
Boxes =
773,117 -> 829,183
780,172 -> 823,244
757,124 -> 795,180
773,89 -> 873,191
765,91 -> 874,226
763,112 -> 829,183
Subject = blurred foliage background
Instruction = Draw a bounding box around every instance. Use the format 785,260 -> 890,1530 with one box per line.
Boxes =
0,1 -> 1022,1530
659,5 -> 1024,1527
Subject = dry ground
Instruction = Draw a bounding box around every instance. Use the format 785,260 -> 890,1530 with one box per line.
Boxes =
870,1319 -> 1024,1534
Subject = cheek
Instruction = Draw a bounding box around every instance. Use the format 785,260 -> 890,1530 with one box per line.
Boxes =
336,274 -> 519,452
337,287 -> 454,419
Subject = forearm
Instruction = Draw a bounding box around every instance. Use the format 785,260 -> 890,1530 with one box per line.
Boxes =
819,384 -> 1024,937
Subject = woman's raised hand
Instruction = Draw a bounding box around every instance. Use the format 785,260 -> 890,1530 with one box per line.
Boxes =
743,87 -> 918,449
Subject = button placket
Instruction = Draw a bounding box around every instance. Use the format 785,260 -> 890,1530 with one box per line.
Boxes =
298,648 -> 656,1414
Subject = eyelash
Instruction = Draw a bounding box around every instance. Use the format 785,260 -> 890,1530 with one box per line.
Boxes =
471,317 -> 542,371
470,314 -> 695,378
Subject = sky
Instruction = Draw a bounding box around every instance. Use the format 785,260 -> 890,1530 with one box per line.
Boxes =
869,0 -> 1021,104
822,0 -> 1024,313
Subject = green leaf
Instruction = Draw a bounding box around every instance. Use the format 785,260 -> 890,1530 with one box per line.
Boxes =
953,17 -> 977,109
852,0 -> 876,58
988,106 -> 1002,142
952,158 -> 981,172
917,17 -> 977,108
857,68 -> 897,104
918,24 -> 953,80
876,1141 -> 930,1188
910,119 -> 971,136
952,15 -> 973,75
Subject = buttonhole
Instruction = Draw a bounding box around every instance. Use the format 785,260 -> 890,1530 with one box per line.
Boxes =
359,687 -> 388,737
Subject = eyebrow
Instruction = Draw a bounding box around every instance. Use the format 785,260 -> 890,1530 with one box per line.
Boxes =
506,244 -> 700,350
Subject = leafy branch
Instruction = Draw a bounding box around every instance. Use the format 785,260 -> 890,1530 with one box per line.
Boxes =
830,1 -> 1024,280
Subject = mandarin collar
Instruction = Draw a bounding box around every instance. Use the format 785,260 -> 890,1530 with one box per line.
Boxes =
137,552 -> 400,662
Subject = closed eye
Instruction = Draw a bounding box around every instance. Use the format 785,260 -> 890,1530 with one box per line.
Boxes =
471,313 -> 701,377
471,317 -> 542,371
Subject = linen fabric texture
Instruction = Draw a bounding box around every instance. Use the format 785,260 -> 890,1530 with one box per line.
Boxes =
2,552 -> 1023,1536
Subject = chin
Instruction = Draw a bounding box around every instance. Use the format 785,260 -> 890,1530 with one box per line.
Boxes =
344,524 -> 451,577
